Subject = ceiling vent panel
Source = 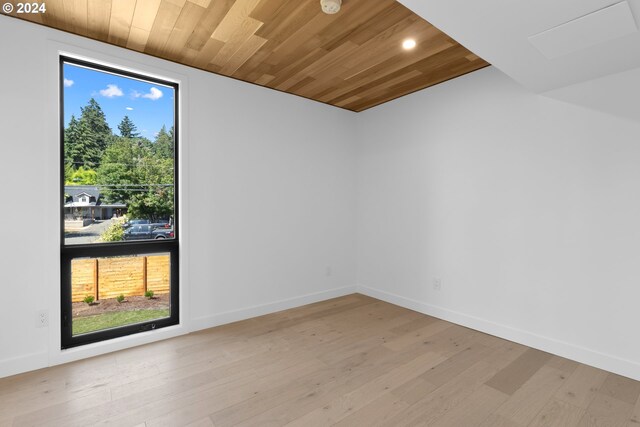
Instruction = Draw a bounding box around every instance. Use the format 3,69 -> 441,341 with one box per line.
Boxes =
528,1 -> 638,59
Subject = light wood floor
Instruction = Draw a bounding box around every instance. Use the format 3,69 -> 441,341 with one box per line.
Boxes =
2,294 -> 640,426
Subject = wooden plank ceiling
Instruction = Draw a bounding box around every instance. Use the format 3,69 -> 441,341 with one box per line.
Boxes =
7,0 -> 489,111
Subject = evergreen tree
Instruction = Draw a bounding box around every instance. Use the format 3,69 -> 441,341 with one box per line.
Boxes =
118,115 -> 139,138
153,125 -> 174,158
80,98 -> 112,152
64,114 -> 101,168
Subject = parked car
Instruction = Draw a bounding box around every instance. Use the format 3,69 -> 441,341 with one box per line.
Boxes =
150,222 -> 172,230
123,219 -> 150,229
123,225 -> 174,240
152,227 -> 174,239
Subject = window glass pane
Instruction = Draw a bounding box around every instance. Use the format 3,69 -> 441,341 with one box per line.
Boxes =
62,62 -> 175,245
71,253 -> 171,336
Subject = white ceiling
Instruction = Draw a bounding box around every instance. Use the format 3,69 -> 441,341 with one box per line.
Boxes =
398,0 -> 640,93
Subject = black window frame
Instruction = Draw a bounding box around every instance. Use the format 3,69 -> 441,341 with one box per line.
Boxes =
60,56 -> 180,349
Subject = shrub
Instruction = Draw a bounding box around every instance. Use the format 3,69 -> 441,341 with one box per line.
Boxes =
116,294 -> 125,303
145,290 -> 154,299
83,295 -> 95,305
99,219 -> 125,242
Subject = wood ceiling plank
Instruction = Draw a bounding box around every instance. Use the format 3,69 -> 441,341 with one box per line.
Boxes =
164,2 -> 207,61
126,27 -> 151,52
254,1 -> 318,43
338,17 -> 426,71
249,0 -> 286,22
271,55 -> 326,90
181,47 -> 201,63
62,0 -> 88,34
165,0 -> 187,7
107,0 -> 136,46
131,0 -> 161,33
294,41 -> 359,82
288,76 -> 318,94
334,95 -> 361,108
292,43 -> 364,97
211,0 -> 262,43
339,69 -> 425,107
268,47 -> 328,89
263,12 -> 334,69
232,47 -> 276,79
40,0 -> 65,28
337,69 -> 424,105
192,37 -> 226,69
8,0 -> 489,111
315,0 -> 395,50
86,0 -> 112,42
345,3 -> 414,46
144,0 -> 183,56
320,36 -> 454,105
220,34 -> 268,76
188,0 -> 211,8
343,36 -> 454,88
255,74 -> 276,85
346,61 -> 486,112
210,17 -> 263,68
126,0 -> 161,51
186,0 -> 234,51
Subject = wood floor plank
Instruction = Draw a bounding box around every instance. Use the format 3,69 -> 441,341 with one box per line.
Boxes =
332,393 -> 410,427
1,294 -> 638,426
478,414 -> 524,427
186,418 -> 215,427
486,348 -> 552,395
285,351 -> 447,426
528,398 -> 585,427
600,373 -> 640,405
629,395 -> 640,426
546,355 -> 580,375
495,366 -> 568,425
577,393 -> 634,427
382,360 -> 507,427
429,384 -> 509,427
554,364 -> 609,409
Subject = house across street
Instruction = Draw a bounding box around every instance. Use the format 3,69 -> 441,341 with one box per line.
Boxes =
64,185 -> 126,221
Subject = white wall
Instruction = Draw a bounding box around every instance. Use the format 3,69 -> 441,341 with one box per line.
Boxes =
4,13 -> 640,383
356,66 -> 640,380
0,16 -> 357,378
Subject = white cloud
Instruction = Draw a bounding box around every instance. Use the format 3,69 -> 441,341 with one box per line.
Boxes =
131,87 -> 163,101
63,78 -> 74,87
126,107 -> 133,111
139,87 -> 163,101
99,84 -> 124,98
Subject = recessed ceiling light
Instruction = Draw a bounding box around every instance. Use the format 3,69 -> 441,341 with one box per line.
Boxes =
402,39 -> 417,50
320,0 -> 342,14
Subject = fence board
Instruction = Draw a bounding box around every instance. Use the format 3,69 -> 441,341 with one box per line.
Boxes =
71,255 -> 170,302
71,259 -> 96,302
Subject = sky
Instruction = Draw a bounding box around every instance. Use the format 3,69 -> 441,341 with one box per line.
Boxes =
63,62 -> 175,139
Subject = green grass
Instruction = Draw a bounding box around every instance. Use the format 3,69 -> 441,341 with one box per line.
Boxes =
73,309 -> 170,335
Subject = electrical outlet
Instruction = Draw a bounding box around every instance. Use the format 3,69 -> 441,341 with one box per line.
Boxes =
326,266 -> 332,277
433,278 -> 442,291
36,310 -> 49,328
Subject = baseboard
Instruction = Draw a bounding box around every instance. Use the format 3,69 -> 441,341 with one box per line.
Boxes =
190,285 -> 358,332
357,285 -> 640,381
0,351 -> 49,379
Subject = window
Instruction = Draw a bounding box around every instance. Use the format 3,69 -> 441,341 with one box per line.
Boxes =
60,57 -> 179,348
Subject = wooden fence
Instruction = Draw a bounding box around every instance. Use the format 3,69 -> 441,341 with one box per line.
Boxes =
71,255 -> 170,302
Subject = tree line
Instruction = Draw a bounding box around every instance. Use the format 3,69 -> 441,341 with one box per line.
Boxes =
65,98 -> 174,220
